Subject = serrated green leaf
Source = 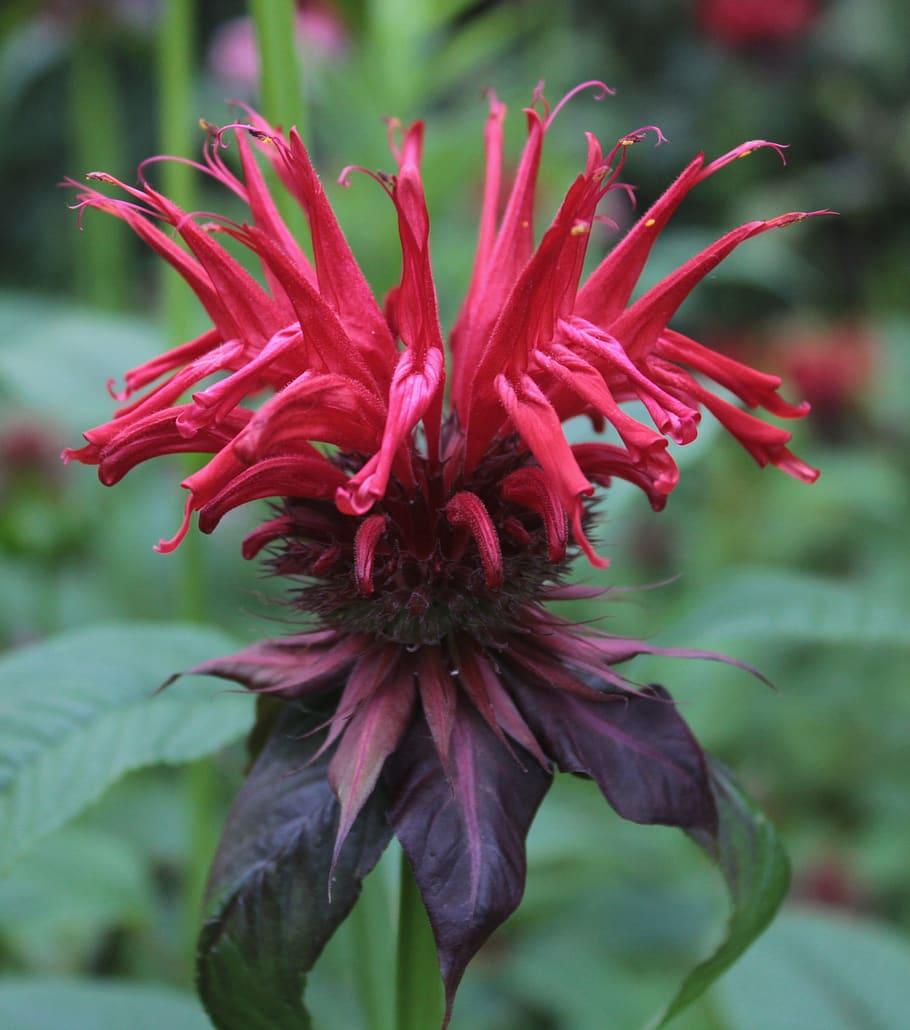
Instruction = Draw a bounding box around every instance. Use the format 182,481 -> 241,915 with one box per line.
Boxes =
717,908 -> 910,1029
0,622 -> 252,871
0,978 -> 211,1030
665,570 -> 910,649
652,757 -> 790,1027
197,703 -> 392,1030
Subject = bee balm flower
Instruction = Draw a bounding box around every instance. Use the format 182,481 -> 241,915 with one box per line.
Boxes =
65,83 -> 822,1020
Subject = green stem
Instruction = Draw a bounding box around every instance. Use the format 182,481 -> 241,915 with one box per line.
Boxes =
69,30 -> 129,309
157,0 -> 196,344
350,866 -> 395,1030
396,855 -> 444,1030
181,757 -> 221,969
157,0 -> 204,624
249,0 -> 306,237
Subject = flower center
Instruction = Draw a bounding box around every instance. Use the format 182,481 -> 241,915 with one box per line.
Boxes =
263,434 -> 573,646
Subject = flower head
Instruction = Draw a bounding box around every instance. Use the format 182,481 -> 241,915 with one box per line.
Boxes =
65,83 -> 821,1020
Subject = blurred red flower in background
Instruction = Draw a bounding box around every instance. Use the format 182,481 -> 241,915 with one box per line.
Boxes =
697,0 -> 819,47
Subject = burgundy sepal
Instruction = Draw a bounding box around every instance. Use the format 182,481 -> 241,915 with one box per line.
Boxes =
511,680 -> 717,834
383,700 -> 551,1024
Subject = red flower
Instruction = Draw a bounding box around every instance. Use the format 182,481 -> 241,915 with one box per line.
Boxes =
697,0 -> 819,47
65,84 -> 822,1023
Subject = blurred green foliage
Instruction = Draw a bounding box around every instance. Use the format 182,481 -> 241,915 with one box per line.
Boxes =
1,0 -> 909,1027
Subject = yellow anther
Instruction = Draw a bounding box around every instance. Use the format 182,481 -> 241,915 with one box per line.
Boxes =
570,221 -> 591,237
737,148 -> 754,159
644,218 -> 656,227
619,138 -> 635,147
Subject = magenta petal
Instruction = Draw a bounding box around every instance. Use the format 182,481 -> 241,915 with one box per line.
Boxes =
511,680 -> 717,833
383,701 -> 551,1024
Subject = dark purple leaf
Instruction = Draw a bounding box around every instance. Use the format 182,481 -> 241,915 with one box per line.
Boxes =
197,702 -> 392,1030
383,702 -> 551,1024
510,680 -> 716,833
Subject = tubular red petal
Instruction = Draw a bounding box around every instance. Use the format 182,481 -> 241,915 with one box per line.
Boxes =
445,491 -> 503,590
241,515 -> 295,560
233,128 -> 317,287
336,346 -> 444,515
95,407 -> 250,485
110,328 -> 221,401
501,467 -> 568,561
226,223 -> 380,393
572,442 -> 671,511
493,373 -> 593,515
657,329 -> 810,417
451,107 -> 546,409
276,128 -> 397,385
610,210 -> 833,361
197,455 -> 347,535
577,140 -> 792,330
354,515 -> 387,595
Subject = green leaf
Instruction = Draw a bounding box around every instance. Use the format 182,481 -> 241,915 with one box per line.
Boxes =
652,757 -> 790,1027
0,292 -> 160,431
197,703 -> 392,1030
0,978 -> 211,1030
0,622 -> 252,871
666,570 -> 910,650
0,825 -> 152,968
717,908 -> 910,1029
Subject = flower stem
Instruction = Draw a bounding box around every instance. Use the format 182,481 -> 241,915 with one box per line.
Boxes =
249,0 -> 307,237
157,0 -> 205,624
349,863 -> 395,1030
158,0 -> 196,340
396,853 -> 444,1030
157,0 -> 213,967
69,28 -> 129,310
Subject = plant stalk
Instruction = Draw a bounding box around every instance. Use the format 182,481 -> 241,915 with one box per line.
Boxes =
69,29 -> 129,309
157,0 -> 205,624
249,0 -> 306,238
349,865 -> 395,1030
396,854 -> 444,1030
